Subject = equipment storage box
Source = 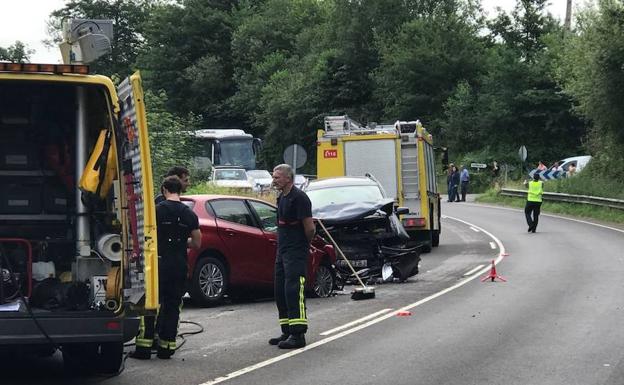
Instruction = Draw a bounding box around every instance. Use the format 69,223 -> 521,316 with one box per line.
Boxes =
0,144 -> 40,170
0,178 -> 43,214
43,179 -> 71,214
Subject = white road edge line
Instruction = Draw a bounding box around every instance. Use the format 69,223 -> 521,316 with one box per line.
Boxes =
466,203 -> 624,234
489,242 -> 496,249
198,216 -> 505,385
319,308 -> 394,336
463,265 -> 485,276
470,226 -> 480,232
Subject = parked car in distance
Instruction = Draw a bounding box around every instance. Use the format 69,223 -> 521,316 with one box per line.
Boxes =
247,169 -> 273,192
181,195 -> 337,306
210,166 -> 254,192
294,174 -> 308,189
303,176 -> 420,283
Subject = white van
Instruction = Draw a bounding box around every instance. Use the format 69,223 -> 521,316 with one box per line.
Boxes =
555,155 -> 592,173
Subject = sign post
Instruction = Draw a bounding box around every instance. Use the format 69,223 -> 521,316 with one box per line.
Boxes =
518,145 -> 527,176
283,144 -> 307,173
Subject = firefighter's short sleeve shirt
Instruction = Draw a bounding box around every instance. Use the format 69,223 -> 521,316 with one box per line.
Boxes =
277,187 -> 312,252
277,187 -> 312,227
156,200 -> 199,259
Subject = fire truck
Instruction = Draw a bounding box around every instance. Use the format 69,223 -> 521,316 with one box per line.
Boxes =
0,20 -> 157,373
317,116 -> 441,251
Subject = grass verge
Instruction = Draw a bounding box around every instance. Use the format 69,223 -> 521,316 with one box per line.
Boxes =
184,181 -> 277,203
476,188 -> 624,225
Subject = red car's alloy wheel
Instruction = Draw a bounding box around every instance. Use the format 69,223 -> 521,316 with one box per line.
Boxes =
191,257 -> 228,306
313,265 -> 335,298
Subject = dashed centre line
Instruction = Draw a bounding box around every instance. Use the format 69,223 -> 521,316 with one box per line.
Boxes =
319,308 -> 394,336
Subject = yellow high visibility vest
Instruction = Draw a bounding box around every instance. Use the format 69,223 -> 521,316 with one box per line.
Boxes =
527,180 -> 543,202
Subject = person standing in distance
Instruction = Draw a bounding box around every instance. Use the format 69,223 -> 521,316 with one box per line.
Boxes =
131,175 -> 202,359
269,164 -> 315,349
459,165 -> 470,202
524,173 -> 544,233
155,166 -> 191,204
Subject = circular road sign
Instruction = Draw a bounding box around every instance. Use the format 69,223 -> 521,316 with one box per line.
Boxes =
283,144 -> 307,170
518,145 -> 527,162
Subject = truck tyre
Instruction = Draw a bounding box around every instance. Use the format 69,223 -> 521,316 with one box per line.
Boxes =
99,341 -> 124,374
63,343 -> 98,374
190,257 -> 228,307
432,230 -> 440,247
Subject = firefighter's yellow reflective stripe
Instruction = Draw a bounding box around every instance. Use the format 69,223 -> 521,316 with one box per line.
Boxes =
288,318 -> 307,325
137,316 -> 146,339
136,338 -> 153,348
279,318 -> 289,325
299,276 -> 306,319
159,339 -> 176,350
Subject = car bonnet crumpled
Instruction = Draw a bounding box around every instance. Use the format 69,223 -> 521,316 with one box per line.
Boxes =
311,198 -> 395,224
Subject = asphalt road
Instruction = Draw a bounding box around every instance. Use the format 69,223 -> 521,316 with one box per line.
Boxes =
5,200 -> 624,385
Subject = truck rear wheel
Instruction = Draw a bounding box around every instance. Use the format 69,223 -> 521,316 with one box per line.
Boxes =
432,230 -> 440,247
63,343 -> 98,374
99,341 -> 124,374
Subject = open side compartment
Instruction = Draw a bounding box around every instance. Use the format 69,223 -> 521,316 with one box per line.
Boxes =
0,81 -> 123,317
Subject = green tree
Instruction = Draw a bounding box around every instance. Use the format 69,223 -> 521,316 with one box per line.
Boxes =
439,0 -> 585,164
556,0 -> 624,179
137,0 -> 238,125
373,1 -> 485,126
145,89 -> 203,184
0,41 -> 34,62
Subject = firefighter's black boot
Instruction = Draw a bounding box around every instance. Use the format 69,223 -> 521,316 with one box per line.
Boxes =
278,334 -> 306,349
156,346 -> 174,359
129,346 -> 152,360
268,333 -> 289,346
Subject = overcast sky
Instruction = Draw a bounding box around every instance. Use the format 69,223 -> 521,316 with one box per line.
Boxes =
1,0 -> 572,64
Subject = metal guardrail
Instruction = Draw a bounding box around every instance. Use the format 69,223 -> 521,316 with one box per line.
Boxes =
500,188 -> 624,210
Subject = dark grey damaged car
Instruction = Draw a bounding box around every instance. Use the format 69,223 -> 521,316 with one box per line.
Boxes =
304,177 -> 421,284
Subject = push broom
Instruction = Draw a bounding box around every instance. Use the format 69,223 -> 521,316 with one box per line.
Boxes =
316,219 -> 375,300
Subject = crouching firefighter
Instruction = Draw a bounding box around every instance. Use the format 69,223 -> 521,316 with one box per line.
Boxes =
269,164 -> 316,349
131,175 -> 202,359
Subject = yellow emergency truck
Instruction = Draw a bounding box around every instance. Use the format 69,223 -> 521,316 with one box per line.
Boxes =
0,21 -> 157,373
317,116 -> 441,251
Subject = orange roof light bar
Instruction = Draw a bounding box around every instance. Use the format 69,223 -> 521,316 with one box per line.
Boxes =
0,63 -> 90,75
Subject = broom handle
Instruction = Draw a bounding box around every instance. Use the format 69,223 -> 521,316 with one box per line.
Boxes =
316,219 -> 368,289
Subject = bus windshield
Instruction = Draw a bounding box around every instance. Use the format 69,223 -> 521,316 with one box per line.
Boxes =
219,139 -> 255,169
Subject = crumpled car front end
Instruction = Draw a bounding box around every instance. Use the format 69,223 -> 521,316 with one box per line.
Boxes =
314,199 -> 421,284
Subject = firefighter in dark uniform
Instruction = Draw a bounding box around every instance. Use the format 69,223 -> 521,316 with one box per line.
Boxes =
154,166 -> 191,204
130,175 -> 202,359
269,164 -> 316,349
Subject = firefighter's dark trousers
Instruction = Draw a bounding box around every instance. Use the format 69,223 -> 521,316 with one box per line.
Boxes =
135,274 -> 185,354
525,201 -> 542,231
274,245 -> 308,335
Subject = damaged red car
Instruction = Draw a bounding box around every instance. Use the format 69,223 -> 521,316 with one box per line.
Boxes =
181,195 -> 337,306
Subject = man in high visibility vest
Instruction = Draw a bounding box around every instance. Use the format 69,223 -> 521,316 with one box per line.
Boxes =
525,173 -> 544,233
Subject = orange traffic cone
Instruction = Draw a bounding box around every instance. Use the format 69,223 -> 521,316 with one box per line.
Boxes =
481,260 -> 506,282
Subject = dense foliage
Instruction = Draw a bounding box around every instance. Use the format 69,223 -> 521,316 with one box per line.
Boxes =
2,0 -> 622,182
